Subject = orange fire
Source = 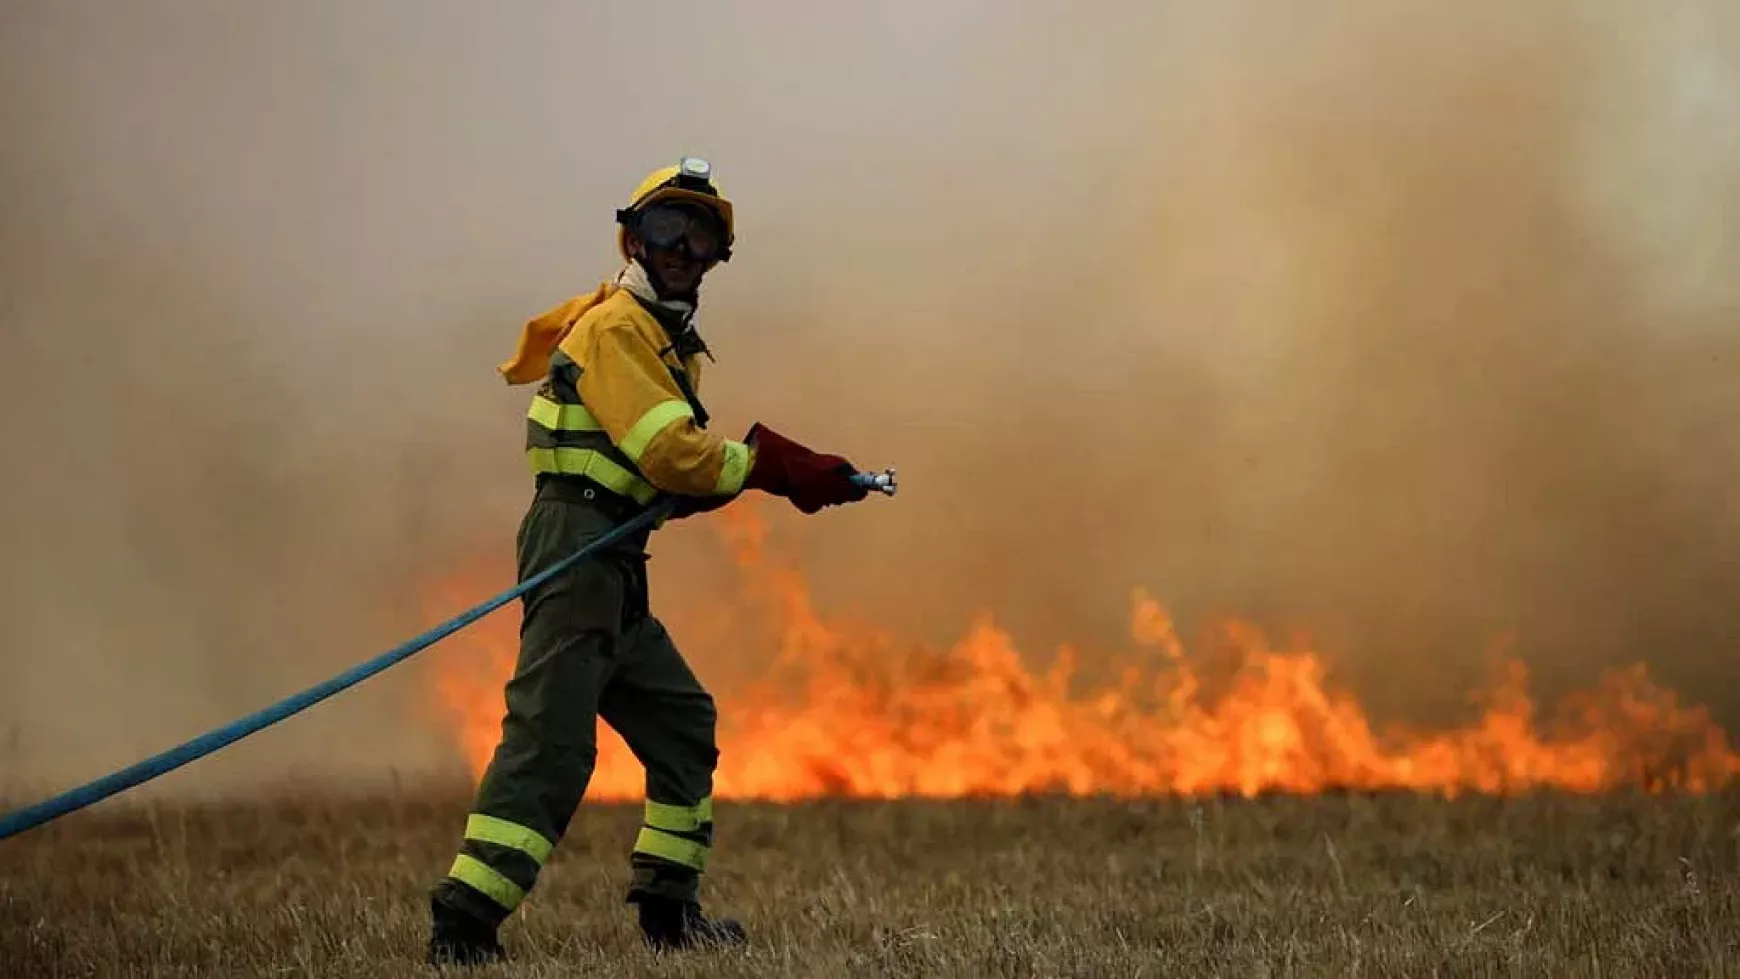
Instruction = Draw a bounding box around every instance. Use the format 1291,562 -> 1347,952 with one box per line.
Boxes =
425,502 -> 1740,800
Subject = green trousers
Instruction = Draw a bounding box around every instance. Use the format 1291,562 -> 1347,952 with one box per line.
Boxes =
433,478 -> 720,928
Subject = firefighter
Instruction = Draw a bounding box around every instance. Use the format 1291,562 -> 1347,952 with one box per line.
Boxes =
427,157 -> 869,965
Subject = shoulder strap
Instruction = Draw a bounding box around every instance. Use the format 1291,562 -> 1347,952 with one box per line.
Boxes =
662,359 -> 710,430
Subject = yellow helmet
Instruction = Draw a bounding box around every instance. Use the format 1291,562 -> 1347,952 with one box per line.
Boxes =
615,156 -> 735,262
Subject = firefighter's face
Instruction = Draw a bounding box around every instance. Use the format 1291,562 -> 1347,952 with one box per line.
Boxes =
629,203 -> 723,296
643,238 -> 708,295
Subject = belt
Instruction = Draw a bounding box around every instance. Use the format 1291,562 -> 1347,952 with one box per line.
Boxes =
532,476 -> 668,562
533,473 -> 651,520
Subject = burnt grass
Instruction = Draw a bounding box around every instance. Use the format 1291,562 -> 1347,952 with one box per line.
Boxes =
2,787 -> 1736,977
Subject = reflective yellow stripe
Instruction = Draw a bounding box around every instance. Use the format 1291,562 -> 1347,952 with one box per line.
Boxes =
633,826 -> 710,871
526,448 -> 659,503
528,395 -> 602,432
448,854 -> 525,910
464,814 -> 554,866
619,399 -> 695,463
644,797 -> 713,833
715,441 -> 750,495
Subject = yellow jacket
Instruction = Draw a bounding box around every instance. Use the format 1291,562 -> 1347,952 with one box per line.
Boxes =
500,284 -> 751,502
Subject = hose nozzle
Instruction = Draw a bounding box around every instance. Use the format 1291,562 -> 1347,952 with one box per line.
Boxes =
850,467 -> 898,497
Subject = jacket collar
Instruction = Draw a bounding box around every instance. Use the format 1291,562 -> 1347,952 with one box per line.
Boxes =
615,262 -> 713,362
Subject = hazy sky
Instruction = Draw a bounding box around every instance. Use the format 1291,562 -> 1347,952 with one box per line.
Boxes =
2,1 -> 1737,795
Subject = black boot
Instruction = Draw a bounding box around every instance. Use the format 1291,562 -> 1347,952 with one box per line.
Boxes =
427,894 -> 506,967
635,895 -> 748,951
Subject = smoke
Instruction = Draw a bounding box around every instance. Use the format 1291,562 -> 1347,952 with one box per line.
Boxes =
2,0 -> 1737,795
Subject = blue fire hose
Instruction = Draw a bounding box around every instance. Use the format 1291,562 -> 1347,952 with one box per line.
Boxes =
0,468 -> 898,842
0,496 -> 678,841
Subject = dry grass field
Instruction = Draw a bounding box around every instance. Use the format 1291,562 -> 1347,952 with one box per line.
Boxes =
2,787 -> 1736,978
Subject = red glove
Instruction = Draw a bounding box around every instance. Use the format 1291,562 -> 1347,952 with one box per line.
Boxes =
743,423 -> 870,514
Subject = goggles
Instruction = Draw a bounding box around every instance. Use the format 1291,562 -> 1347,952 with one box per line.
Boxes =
633,204 -> 724,261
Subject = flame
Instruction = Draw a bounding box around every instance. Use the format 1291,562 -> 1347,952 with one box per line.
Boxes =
425,502 -> 1740,800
